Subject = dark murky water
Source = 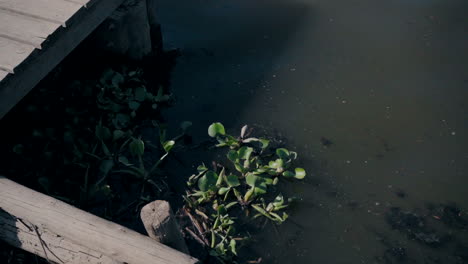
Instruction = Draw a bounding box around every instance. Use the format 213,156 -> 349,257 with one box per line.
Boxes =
156,0 -> 468,263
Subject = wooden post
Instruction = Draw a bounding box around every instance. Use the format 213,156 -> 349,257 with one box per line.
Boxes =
141,200 -> 190,254
0,176 -> 198,264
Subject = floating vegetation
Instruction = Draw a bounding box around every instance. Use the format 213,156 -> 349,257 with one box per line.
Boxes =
181,123 -> 306,263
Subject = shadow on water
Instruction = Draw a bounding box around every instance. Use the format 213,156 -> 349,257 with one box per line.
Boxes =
156,0 -> 468,263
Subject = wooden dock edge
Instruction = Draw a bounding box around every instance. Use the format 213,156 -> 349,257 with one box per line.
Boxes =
0,176 -> 199,264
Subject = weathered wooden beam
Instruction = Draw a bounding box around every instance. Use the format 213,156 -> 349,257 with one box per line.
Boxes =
0,176 -> 199,264
0,0 -> 126,119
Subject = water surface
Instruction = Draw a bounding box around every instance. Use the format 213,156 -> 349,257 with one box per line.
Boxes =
156,0 -> 468,263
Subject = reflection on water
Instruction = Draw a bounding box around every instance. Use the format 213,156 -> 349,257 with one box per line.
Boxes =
156,0 -> 468,263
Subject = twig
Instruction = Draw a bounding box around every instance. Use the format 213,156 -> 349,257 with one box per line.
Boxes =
184,227 -> 207,246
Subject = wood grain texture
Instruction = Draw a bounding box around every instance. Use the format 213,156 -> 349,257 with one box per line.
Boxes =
0,209 -> 120,264
0,176 -> 199,264
0,69 -> 8,81
0,0 -> 125,119
0,37 -> 35,73
0,9 -> 61,48
0,0 -> 82,26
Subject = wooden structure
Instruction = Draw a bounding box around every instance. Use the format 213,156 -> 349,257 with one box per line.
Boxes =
0,176 -> 199,264
0,0 -> 129,119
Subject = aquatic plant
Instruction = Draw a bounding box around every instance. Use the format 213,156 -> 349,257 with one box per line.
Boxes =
182,123 -> 306,263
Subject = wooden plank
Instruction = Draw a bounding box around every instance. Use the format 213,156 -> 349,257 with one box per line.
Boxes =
0,0 -> 128,119
0,210 -> 120,264
0,9 -> 61,48
63,0 -> 91,6
0,37 -> 35,73
0,69 -> 8,81
0,0 -> 82,26
0,176 -> 199,264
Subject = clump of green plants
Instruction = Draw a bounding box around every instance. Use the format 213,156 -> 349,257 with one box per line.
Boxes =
182,123 -> 306,263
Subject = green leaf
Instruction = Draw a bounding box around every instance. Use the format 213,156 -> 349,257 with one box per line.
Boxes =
276,148 -> 290,160
162,140 -> 175,153
197,164 -> 208,173
282,171 -> 295,178
227,150 -> 238,161
229,239 -> 237,256
135,87 -> 147,102
260,138 -> 270,150
198,171 -> 218,192
244,187 -> 255,202
254,182 -> 267,195
273,194 -> 284,207
208,122 -> 225,137
118,156 -> 131,166
218,187 -> 230,195
113,113 -> 130,129
128,101 -> 140,110
113,130 -> 125,141
99,159 -> 114,178
294,168 -> 306,179
273,177 -> 279,185
95,124 -> 111,141
246,173 -> 257,187
226,174 -> 240,187
269,159 -> 284,169
129,138 -> 145,156
238,146 -> 253,160
111,72 -> 124,88
216,167 -> 225,187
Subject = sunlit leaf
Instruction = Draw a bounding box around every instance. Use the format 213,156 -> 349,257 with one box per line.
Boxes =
208,122 -> 225,137
276,148 -> 290,160
294,168 -> 306,179
162,140 -> 175,153
198,171 -> 218,192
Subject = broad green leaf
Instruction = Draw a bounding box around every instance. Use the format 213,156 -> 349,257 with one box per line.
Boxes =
99,159 -> 114,177
282,171 -> 295,178
208,122 -> 225,137
113,113 -> 130,129
162,140 -> 175,153
269,159 -> 284,169
254,182 -> 267,195
227,150 -> 238,161
260,138 -> 270,149
129,138 -> 145,156
226,174 -> 240,187
238,146 -> 253,160
135,87 -> 147,102
245,173 -> 257,187
198,171 -> 218,192
197,164 -> 208,173
95,124 -> 111,141
111,72 -> 124,88
118,156 -> 131,166
218,187 -> 230,195
113,130 -> 125,141
294,168 -> 306,179
276,148 -> 290,160
273,194 -> 284,207
128,101 -> 140,110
